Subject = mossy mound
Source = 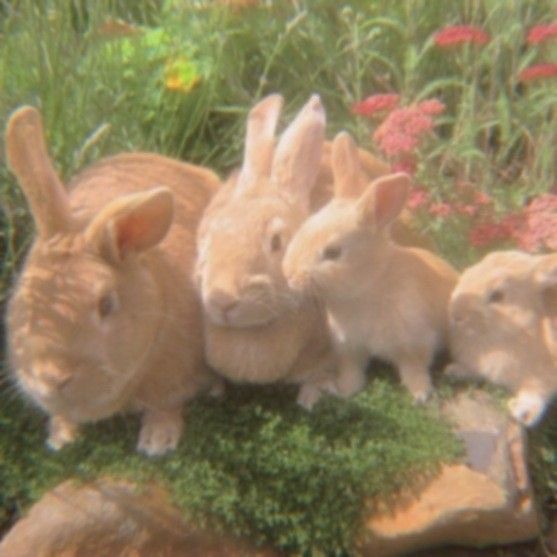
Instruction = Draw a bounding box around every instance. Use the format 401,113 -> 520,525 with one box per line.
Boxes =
0,377 -> 462,554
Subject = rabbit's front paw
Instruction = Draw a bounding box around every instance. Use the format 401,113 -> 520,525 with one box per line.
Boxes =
508,391 -> 546,427
399,363 -> 432,404
335,365 -> 366,398
411,387 -> 432,404
296,383 -> 324,410
137,408 -> 183,456
47,415 -> 78,450
208,378 -> 226,398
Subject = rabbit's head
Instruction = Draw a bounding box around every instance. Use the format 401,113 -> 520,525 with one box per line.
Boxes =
450,250 -> 557,341
449,250 -> 557,385
6,107 -> 174,422
283,132 -> 410,298
195,94 -> 325,328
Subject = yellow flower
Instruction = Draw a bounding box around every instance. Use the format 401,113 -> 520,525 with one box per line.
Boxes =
164,56 -> 201,93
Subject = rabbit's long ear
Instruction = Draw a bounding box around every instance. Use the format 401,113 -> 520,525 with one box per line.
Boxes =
270,94 -> 325,210
85,187 -> 174,264
534,254 -> 557,317
331,132 -> 366,198
6,106 -> 72,238
356,173 -> 410,229
235,93 -> 283,198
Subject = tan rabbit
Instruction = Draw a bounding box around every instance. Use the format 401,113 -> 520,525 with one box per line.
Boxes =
448,250 -> 557,426
315,139 -> 434,251
282,131 -> 458,401
5,106 -> 221,455
195,93 -> 339,408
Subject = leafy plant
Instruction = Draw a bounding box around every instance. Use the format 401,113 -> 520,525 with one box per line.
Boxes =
0,378 -> 461,554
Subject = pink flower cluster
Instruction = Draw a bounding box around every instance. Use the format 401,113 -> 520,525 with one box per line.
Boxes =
408,182 -> 493,224
373,99 -> 445,158
349,19 -> 557,255
465,194 -> 557,252
515,194 -> 557,251
404,180 -> 556,254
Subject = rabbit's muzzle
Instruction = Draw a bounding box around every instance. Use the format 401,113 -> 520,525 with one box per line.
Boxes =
204,274 -> 283,328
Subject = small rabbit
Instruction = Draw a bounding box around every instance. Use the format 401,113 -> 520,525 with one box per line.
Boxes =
194,93 -> 335,409
5,106 -> 221,455
282,131 -> 458,401
316,139 -> 434,251
448,250 -> 557,427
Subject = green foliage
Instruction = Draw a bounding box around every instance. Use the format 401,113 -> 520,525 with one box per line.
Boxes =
528,401 -> 557,520
0,379 -> 461,554
1,0 -> 556,551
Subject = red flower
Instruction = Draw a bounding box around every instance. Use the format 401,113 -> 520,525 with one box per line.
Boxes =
468,220 -> 513,247
434,25 -> 490,47
407,187 -> 429,210
351,94 -> 400,117
428,202 -> 453,218
417,99 -> 446,116
473,191 -> 492,206
515,194 -> 557,252
527,23 -> 557,45
518,63 -> 557,82
391,155 -> 417,176
373,99 -> 444,157
455,203 -> 478,217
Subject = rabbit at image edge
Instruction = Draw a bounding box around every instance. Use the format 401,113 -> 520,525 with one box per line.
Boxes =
283,131 -> 459,402
448,250 -> 557,427
5,106 -> 222,456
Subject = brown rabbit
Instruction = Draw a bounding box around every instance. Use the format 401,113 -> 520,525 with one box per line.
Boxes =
5,106 -> 221,455
195,94 -> 337,408
448,250 -> 557,426
282,132 -> 458,401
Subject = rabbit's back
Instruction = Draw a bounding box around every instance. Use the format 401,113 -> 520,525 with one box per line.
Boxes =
69,153 -> 220,225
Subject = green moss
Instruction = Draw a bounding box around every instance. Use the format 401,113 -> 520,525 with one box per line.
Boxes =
0,378 -> 462,554
528,401 -> 557,522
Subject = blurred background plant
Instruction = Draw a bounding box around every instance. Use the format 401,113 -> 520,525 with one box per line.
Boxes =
0,0 -> 556,553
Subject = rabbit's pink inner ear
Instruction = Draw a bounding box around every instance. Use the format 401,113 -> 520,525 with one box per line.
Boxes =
270,94 -> 325,209
331,132 -> 366,199
86,188 -> 174,263
235,94 -> 284,198
357,173 -> 410,228
6,106 -> 72,238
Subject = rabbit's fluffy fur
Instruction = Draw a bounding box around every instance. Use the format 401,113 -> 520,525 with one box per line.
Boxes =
448,250 -> 557,426
5,107 -> 220,455
194,94 -> 435,409
195,94 -> 336,408
283,132 -> 458,401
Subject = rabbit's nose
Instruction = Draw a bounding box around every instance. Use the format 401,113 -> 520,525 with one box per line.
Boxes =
207,287 -> 239,314
36,361 -> 72,390
245,274 -> 272,292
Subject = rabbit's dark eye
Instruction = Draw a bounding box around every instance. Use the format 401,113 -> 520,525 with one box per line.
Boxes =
487,289 -> 505,304
98,293 -> 117,318
322,244 -> 342,261
270,233 -> 282,252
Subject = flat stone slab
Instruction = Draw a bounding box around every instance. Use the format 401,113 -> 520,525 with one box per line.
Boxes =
0,479 -> 279,557
361,391 -> 539,555
0,391 -> 540,557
